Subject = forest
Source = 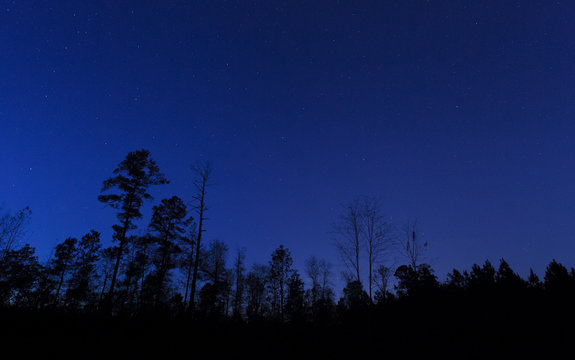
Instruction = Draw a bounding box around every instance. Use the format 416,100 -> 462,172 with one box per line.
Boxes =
1,150 -> 574,358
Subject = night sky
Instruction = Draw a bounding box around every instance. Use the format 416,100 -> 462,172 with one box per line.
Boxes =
2,1 -> 575,286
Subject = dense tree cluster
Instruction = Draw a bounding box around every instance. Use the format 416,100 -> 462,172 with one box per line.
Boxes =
2,150 -> 575,356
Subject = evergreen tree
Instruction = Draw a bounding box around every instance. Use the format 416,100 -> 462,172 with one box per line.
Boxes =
66,230 -> 102,309
394,264 -> 438,297
338,280 -> 370,311
544,259 -> 570,294
468,260 -> 496,292
495,258 -> 525,291
98,149 -> 168,307
527,268 -> 543,290
121,235 -> 154,311
146,196 -> 188,309
98,246 -> 119,306
50,237 -> 78,305
446,269 -> 467,289
0,244 -> 41,306
284,271 -> 306,323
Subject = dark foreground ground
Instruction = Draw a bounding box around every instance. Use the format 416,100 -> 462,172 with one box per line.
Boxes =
2,295 -> 573,359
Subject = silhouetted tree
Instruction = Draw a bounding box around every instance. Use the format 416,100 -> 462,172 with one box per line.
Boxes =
222,269 -> 233,315
309,289 -> 335,324
188,161 -> 212,313
268,245 -> 294,320
181,223 -> 197,308
394,264 -> 438,297
245,264 -> 268,321
147,196 -> 188,309
98,246 -> 118,307
121,235 -> 153,311
305,256 -> 321,292
0,207 -> 31,260
198,282 -> 217,317
338,280 -> 370,311
544,259 -> 570,294
232,247 -> 246,319
318,259 -> 334,301
199,239 -> 229,316
305,256 -> 333,305
284,271 -> 305,323
360,196 -> 392,300
304,256 -> 335,322
446,268 -> 468,290
334,199 -> 363,284
374,264 -> 392,303
98,149 -> 168,308
66,230 -> 101,309
468,260 -> 496,292
527,268 -> 543,290
495,259 -> 525,291
0,244 -> 41,306
50,237 -> 78,305
398,219 -> 427,270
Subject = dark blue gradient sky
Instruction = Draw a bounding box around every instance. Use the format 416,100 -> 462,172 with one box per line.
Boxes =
2,1 -> 575,284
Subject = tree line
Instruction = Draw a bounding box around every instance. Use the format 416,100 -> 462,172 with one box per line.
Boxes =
2,149 -> 575,327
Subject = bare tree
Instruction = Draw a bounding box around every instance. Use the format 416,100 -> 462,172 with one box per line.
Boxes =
318,259 -> 333,299
245,263 -> 268,320
334,196 -> 392,299
198,239 -> 229,316
398,219 -> 427,269
232,247 -> 246,319
0,207 -> 31,260
201,239 -> 228,286
374,264 -> 392,301
333,200 -> 363,284
305,256 -> 321,290
188,161 -> 212,313
182,223 -> 197,308
361,196 -> 392,301
305,256 -> 333,302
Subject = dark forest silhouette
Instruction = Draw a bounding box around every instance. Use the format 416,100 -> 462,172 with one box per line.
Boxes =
1,150 -> 574,357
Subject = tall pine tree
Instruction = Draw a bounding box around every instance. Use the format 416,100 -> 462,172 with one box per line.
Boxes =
98,150 -> 168,308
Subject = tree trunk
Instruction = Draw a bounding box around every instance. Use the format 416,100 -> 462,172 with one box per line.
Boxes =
99,271 -> 109,306
107,234 -> 126,305
188,163 -> 211,314
155,240 -> 169,309
355,223 -> 360,283
369,251 -> 372,300
54,264 -> 67,304
106,197 -> 135,309
183,254 -> 193,307
189,185 -> 206,313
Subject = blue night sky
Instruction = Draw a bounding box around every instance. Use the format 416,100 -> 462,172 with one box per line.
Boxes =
2,1 -> 575,286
